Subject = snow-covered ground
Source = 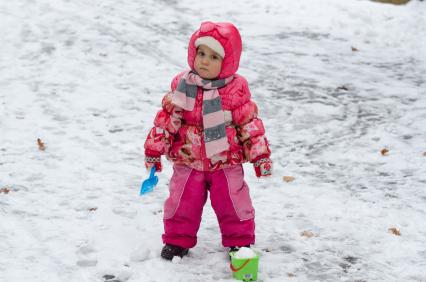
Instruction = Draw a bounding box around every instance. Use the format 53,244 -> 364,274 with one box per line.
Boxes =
1,0 -> 425,281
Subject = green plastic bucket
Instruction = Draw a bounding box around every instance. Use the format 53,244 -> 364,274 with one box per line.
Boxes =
229,251 -> 259,281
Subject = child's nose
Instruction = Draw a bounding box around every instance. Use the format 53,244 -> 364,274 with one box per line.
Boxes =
201,57 -> 209,65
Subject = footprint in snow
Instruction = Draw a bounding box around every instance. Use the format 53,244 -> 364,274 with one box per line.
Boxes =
102,267 -> 132,282
103,274 -> 121,282
76,241 -> 98,267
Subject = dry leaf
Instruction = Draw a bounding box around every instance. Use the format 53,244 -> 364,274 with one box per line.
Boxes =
89,208 -> 97,212
283,176 -> 295,183
301,230 -> 314,238
351,46 -> 359,52
0,188 -> 10,194
380,148 -> 389,156
287,272 -> 295,277
371,0 -> 410,5
37,138 -> 46,151
388,227 -> 401,236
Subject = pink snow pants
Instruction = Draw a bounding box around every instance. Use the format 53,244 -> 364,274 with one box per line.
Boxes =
162,164 -> 255,249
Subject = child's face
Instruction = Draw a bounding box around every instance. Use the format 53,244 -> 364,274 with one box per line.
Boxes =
194,45 -> 223,79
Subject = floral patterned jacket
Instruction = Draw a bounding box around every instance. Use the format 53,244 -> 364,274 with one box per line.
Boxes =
144,71 -> 271,171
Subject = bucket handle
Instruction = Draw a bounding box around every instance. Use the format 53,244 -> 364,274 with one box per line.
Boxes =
230,259 -> 251,272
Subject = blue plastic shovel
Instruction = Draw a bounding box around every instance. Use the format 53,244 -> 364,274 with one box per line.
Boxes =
140,166 -> 159,195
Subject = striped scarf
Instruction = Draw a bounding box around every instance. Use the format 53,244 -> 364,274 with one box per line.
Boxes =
172,71 -> 233,158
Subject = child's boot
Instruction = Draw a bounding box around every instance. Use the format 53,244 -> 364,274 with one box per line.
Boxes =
161,244 -> 189,260
228,245 -> 251,260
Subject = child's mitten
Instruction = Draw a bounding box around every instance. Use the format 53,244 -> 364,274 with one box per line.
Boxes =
145,150 -> 162,172
253,155 -> 272,177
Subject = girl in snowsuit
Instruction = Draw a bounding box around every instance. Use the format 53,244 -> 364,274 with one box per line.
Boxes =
144,21 -> 272,260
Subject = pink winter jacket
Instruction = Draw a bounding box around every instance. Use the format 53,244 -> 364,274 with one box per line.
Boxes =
144,22 -> 271,171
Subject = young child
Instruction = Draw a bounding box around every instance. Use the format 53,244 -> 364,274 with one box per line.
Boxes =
143,21 -> 272,260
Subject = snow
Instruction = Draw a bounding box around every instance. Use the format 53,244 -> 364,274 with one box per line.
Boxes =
233,247 -> 257,259
1,0 -> 426,281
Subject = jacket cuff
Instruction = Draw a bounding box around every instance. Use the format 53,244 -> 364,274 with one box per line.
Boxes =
252,154 -> 270,166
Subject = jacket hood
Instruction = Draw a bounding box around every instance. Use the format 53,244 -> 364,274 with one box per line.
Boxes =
187,21 -> 242,79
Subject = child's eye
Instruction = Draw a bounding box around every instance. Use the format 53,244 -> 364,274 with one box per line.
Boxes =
211,55 -> 219,60
198,51 -> 205,56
